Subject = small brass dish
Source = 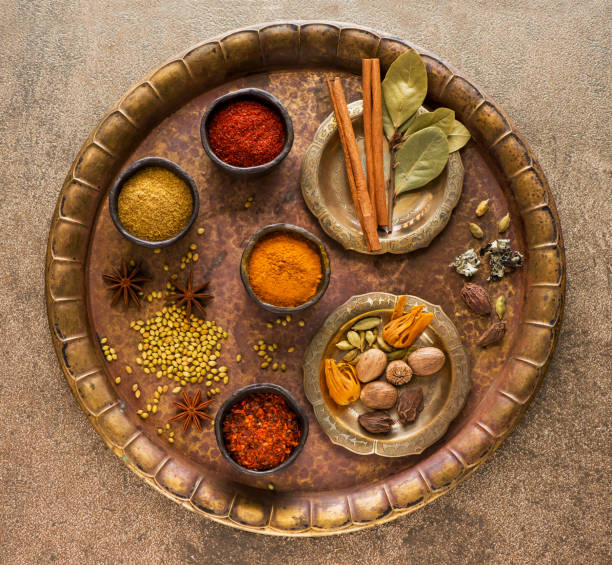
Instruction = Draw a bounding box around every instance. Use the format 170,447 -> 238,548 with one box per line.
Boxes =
303,293 -> 470,457
108,156 -> 199,249
239,223 -> 331,314
214,383 -> 309,476
200,88 -> 294,177
300,100 -> 464,254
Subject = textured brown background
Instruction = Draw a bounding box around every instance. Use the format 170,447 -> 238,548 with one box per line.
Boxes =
1,2 -> 610,564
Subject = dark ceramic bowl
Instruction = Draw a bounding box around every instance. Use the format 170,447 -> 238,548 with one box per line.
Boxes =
240,223 -> 331,314
108,157 -> 199,248
200,88 -> 294,176
214,383 -> 309,476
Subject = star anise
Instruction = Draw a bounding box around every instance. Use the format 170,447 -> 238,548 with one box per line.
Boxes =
165,271 -> 213,319
102,260 -> 151,308
168,390 -> 214,432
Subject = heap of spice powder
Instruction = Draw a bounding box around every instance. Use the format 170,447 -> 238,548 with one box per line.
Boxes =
207,100 -> 285,167
247,232 -> 322,308
222,393 -> 301,471
118,167 -> 193,241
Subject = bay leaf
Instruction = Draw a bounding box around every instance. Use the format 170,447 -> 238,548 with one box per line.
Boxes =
382,98 -> 395,140
447,119 -> 470,152
394,126 -> 449,195
401,107 -> 455,136
382,50 -> 427,130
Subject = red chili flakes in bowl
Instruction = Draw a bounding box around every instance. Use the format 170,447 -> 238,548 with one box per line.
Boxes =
222,392 -> 301,471
207,100 -> 286,167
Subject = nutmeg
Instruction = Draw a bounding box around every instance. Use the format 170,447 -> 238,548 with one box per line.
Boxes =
406,347 -> 445,376
385,360 -> 413,386
356,348 -> 388,383
358,411 -> 395,434
360,381 -> 398,410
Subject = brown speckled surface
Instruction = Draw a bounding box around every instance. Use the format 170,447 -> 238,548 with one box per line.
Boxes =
2,2 -> 610,563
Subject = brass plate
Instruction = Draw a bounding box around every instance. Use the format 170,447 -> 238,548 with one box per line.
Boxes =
304,293 -> 470,456
45,22 -> 565,536
301,101 -> 464,254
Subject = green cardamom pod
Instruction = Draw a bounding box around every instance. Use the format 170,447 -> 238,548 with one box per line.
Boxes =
386,348 -> 408,361
495,295 -> 506,319
376,335 -> 393,352
343,349 -> 359,362
475,199 -> 489,216
469,222 -> 484,239
335,340 -> 355,351
365,330 -> 376,346
351,317 -> 382,331
346,331 -> 361,348
359,331 -> 366,351
498,213 -> 510,233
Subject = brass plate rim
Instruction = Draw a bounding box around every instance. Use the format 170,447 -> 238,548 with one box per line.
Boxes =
45,21 -> 566,536
303,293 -> 470,457
300,100 -> 464,254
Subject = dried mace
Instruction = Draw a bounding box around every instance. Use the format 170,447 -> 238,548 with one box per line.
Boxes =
382,304 -> 434,348
325,359 -> 361,406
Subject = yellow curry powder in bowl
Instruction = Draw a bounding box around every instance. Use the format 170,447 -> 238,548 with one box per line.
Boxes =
242,225 -> 331,312
117,167 -> 193,242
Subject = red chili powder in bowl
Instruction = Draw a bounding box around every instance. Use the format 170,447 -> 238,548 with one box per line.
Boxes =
222,392 -> 301,471
207,100 -> 286,167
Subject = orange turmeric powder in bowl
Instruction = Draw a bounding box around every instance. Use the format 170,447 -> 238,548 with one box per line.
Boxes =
240,224 -> 331,313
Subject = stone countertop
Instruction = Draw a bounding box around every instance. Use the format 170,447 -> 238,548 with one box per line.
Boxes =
1,2 -> 609,564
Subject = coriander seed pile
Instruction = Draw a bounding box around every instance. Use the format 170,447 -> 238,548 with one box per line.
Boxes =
130,302 -> 228,398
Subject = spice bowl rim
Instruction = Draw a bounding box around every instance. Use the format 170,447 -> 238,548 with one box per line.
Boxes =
108,156 -> 200,248
200,87 -> 294,176
239,223 -> 332,314
214,383 -> 310,476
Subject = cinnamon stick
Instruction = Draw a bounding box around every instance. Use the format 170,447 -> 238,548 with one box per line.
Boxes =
370,59 -> 388,228
328,78 -> 381,252
326,78 -> 364,228
361,59 -> 376,209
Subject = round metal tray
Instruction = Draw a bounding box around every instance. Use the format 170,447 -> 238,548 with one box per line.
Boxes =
45,21 -> 565,536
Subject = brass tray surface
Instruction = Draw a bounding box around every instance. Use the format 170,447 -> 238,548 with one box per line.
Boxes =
304,293 -> 470,457
301,101 -> 464,254
45,22 -> 565,536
